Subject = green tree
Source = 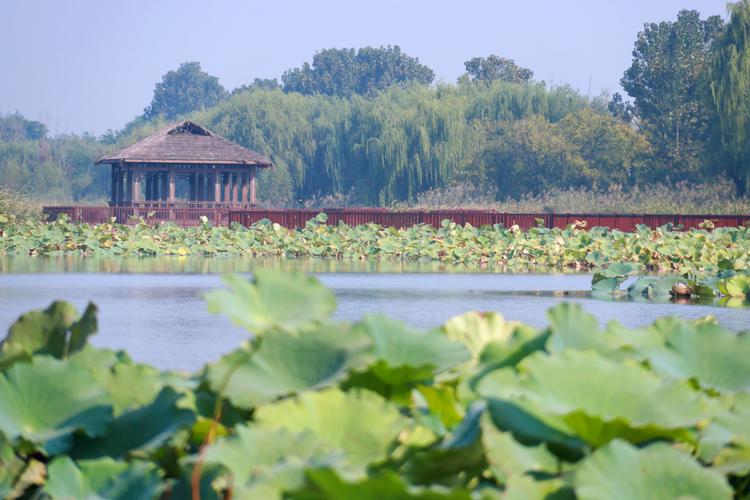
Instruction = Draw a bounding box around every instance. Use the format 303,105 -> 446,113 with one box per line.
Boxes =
0,113 -> 47,141
468,116 -> 590,198
281,46 -> 434,97
557,109 -> 652,186
144,62 -> 228,120
462,55 -> 533,83
711,1 -> 750,196
621,10 -> 724,178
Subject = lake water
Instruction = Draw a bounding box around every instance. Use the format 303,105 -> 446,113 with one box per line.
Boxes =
1,258 -> 748,371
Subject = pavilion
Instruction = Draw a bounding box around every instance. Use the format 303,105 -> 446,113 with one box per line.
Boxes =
97,121 -> 273,207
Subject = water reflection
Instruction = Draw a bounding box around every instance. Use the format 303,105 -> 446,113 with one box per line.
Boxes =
0,255 -> 578,275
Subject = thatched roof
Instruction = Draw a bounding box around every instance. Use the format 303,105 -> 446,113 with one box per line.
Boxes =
96,121 -> 273,167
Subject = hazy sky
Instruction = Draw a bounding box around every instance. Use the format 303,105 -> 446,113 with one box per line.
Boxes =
1,0 -> 728,135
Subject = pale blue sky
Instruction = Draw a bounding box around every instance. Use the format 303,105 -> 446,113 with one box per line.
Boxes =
0,0 -> 728,135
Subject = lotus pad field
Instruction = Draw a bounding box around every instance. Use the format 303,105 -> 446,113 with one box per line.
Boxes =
1,271 -> 749,499
2,215 -> 750,272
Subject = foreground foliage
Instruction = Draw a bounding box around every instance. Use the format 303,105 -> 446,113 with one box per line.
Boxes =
1,271 -> 749,498
2,215 -> 750,274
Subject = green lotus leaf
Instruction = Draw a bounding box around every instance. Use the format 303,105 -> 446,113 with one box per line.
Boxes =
719,274 -> 750,299
441,311 -> 520,363
483,350 -> 705,448
575,440 -> 732,500
72,386 -> 195,459
207,323 -> 370,409
0,301 -> 97,369
0,356 -> 111,454
416,385 -> 464,430
203,425 -> 338,494
354,315 -> 470,380
286,468 -> 472,500
480,413 -> 558,484
591,276 -> 625,293
483,396 -> 585,461
402,403 -> 486,486
0,437 -> 24,498
643,317 -> 750,392
71,345 -> 166,416
255,388 -> 409,471
206,270 -> 336,334
43,456 -> 162,500
501,476 -> 571,500
546,303 -> 609,354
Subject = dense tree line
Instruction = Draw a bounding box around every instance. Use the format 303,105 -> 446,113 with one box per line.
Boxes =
2,4 -> 750,205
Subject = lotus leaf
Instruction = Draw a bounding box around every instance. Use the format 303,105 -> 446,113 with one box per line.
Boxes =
480,414 -> 558,483
441,311 -> 519,363
0,301 -> 97,369
72,386 -> 194,459
287,468 -> 472,500
401,403 -> 486,486
354,315 -> 470,381
0,356 -> 111,454
575,440 -> 732,500
255,388 -> 409,471
43,456 -> 162,500
205,425 -> 337,485
644,317 -> 750,392
207,322 -> 370,409
206,270 -> 336,334
481,350 -> 704,447
720,274 -> 750,299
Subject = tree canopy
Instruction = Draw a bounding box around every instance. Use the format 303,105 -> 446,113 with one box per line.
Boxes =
281,46 -> 435,97
711,0 -> 750,196
143,62 -> 229,120
462,55 -> 533,83
621,10 -> 724,177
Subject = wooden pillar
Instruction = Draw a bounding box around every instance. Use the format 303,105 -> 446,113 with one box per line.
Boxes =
110,166 -> 117,205
127,169 -> 134,202
223,173 -> 231,203
117,168 -> 125,204
249,166 -> 257,205
231,173 -> 239,205
214,173 -> 221,203
241,173 -> 249,205
161,172 -> 168,201
132,170 -> 142,202
168,169 -> 176,202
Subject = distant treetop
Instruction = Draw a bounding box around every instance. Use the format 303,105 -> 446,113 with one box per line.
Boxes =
462,55 -> 534,83
0,112 -> 47,142
144,62 -> 229,121
281,46 -> 435,97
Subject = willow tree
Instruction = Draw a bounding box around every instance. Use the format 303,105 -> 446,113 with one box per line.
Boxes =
712,0 -> 750,196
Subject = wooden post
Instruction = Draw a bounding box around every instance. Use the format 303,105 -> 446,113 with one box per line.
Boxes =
132,170 -> 142,202
115,167 -> 125,205
161,172 -> 168,201
168,169 -> 176,202
110,166 -> 117,205
241,173 -> 248,206
214,172 -> 221,203
127,169 -> 134,202
231,173 -> 239,205
249,166 -> 257,205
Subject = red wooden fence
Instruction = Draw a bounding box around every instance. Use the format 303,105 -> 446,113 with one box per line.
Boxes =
43,206 -> 750,231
